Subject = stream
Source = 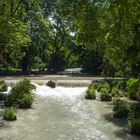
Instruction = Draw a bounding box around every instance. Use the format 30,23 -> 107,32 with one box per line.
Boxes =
0,84 -> 139,140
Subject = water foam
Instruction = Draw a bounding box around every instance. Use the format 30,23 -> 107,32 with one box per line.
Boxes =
33,83 -> 87,99
3,87 -> 12,94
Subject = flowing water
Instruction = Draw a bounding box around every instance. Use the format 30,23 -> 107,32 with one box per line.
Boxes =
0,84 -> 140,140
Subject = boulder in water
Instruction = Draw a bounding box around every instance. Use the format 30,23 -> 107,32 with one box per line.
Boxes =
46,81 -> 56,88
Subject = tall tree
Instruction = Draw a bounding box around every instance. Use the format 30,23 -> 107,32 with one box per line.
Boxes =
105,0 -> 140,76
0,0 -> 30,70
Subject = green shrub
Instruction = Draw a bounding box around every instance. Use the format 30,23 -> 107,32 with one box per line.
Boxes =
99,85 -> 112,101
99,87 -> 109,94
5,79 -> 35,108
19,94 -> 33,108
104,79 -> 117,89
128,118 -> 140,136
98,82 -> 110,93
126,78 -> 140,100
11,79 -> 35,96
85,85 -> 96,100
92,81 -> 101,90
111,87 -> 123,97
113,99 -> 128,118
0,80 -> 7,92
4,107 -> 17,121
128,103 -> 140,135
128,103 -> 140,119
100,92 -> 112,101
117,80 -> 126,91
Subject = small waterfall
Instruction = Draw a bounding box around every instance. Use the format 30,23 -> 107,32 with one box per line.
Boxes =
56,80 -> 91,87
6,80 -> 91,87
34,84 -> 87,98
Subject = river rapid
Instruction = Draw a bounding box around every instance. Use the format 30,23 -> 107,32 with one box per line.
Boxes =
0,84 -> 139,140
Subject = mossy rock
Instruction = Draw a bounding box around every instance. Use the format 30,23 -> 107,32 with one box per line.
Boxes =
46,81 -> 56,88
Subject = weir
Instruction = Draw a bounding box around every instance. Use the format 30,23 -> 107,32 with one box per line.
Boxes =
56,80 -> 91,87
6,80 -> 91,87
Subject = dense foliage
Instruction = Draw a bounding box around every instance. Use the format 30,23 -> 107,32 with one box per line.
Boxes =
1,1 -> 140,134
0,0 -> 139,75
126,78 -> 140,100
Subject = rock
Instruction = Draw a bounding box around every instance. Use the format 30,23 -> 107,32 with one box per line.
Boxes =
46,81 -> 56,88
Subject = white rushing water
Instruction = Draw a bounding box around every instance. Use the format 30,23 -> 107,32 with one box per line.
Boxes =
0,83 -> 140,140
34,83 -> 87,99
2,87 -> 12,94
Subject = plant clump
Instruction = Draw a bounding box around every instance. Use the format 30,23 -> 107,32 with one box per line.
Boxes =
126,78 -> 140,100
98,82 -> 110,93
99,84 -> 112,101
111,87 -> 123,97
113,99 -> 128,118
128,103 -> 140,136
100,92 -> 112,101
92,81 -> 101,90
5,79 -> 35,108
19,94 -> 33,108
4,107 -> 17,121
85,85 -> 96,100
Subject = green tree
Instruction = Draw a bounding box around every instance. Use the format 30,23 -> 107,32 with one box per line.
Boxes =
105,0 -> 140,76
0,0 -> 32,70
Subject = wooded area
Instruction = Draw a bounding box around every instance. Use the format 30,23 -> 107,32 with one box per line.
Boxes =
0,0 -> 140,76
